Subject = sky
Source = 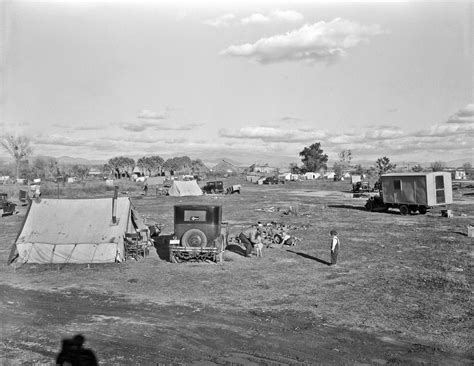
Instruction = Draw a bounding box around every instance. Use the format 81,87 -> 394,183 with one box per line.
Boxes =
0,0 -> 473,167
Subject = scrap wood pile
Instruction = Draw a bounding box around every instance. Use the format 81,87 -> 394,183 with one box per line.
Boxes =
124,232 -> 152,260
254,205 -> 312,217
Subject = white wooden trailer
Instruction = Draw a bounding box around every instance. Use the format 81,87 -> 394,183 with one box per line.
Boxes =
377,172 -> 453,215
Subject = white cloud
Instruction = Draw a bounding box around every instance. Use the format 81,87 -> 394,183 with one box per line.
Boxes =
219,126 -> 326,143
137,109 -> 167,120
205,9 -> 303,27
446,104 -> 474,124
221,18 -> 385,64
271,9 -> 304,22
203,13 -> 236,27
241,13 -> 270,25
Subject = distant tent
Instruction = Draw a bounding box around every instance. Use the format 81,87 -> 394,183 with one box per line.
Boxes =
168,180 -> 203,197
8,197 -> 148,265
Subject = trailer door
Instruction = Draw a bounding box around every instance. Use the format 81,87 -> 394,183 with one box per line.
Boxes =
414,176 -> 427,205
435,175 -> 446,204
401,176 -> 415,203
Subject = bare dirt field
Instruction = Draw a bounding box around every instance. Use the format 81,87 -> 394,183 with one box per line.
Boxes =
1,179 -> 473,365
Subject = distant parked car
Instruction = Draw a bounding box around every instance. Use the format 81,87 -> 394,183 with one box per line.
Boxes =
225,185 -> 241,194
262,176 -> 279,185
352,181 -> 372,193
202,181 -> 224,194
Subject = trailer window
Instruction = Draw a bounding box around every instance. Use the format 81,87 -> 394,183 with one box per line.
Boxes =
393,180 -> 401,190
435,176 -> 445,203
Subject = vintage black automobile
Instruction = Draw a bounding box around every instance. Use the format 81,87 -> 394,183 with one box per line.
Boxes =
0,193 -> 16,217
169,204 -> 227,263
262,176 -> 279,185
202,180 -> 224,194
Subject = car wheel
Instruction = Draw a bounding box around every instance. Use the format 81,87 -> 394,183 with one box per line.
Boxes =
273,234 -> 282,244
181,228 -> 208,248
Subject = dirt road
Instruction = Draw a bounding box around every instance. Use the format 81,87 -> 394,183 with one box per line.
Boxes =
1,283 -> 470,365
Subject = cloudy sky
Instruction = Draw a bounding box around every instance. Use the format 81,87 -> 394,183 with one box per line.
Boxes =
1,0 -> 472,166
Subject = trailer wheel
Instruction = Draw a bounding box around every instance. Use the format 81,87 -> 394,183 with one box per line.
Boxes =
399,205 -> 409,215
181,229 -> 208,248
419,207 -> 427,215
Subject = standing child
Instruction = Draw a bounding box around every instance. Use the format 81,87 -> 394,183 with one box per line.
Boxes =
254,234 -> 264,258
330,230 -> 340,266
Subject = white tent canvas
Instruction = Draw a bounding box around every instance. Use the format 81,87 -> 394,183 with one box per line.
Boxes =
8,197 -> 146,265
168,180 -> 203,196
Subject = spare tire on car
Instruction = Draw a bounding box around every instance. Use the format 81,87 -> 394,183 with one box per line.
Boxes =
181,228 -> 208,248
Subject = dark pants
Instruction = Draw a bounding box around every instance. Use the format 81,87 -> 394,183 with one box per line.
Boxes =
239,233 -> 253,257
331,244 -> 339,265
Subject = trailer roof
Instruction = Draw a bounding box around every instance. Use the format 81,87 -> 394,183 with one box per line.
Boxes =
381,172 -> 449,177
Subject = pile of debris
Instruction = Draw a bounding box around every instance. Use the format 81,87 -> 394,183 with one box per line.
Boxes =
228,221 -> 303,248
255,205 -> 312,217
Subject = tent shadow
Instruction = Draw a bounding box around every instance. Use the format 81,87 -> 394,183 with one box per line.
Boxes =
287,249 -> 331,266
226,244 -> 247,257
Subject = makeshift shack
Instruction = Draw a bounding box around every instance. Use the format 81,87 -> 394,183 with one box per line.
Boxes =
381,172 -> 453,207
246,175 -> 260,183
304,172 -> 320,180
8,197 -> 149,265
146,176 -> 166,186
366,172 -> 454,215
168,180 -> 203,197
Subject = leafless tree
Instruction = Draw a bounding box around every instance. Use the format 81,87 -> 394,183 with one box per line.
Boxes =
0,134 -> 33,180
430,161 -> 445,172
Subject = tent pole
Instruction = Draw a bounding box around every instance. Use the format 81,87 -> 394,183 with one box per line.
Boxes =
112,186 -> 118,224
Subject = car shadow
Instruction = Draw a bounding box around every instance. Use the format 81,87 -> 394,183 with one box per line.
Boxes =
328,204 -> 403,215
226,243 -> 247,257
286,249 -> 331,266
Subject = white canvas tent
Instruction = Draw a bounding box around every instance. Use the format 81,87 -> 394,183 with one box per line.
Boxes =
168,180 -> 202,196
8,197 -> 148,265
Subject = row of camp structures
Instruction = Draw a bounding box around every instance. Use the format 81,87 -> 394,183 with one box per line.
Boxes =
246,171 -> 353,184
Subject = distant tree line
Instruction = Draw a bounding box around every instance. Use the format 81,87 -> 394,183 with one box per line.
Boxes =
288,141 -> 474,181
1,134 -> 472,181
103,155 -> 209,179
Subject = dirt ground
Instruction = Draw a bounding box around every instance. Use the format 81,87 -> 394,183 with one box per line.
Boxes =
0,179 -> 473,365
